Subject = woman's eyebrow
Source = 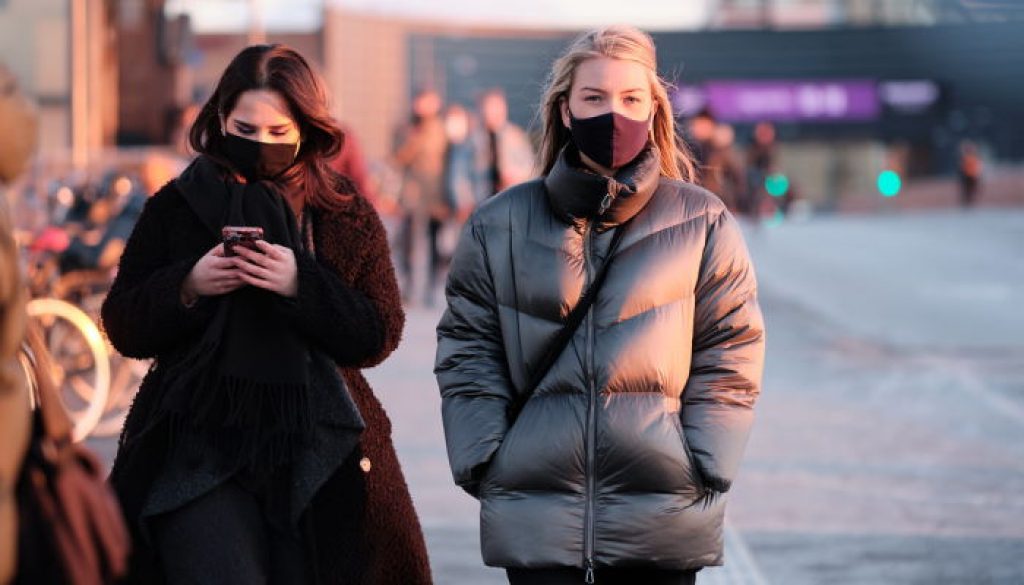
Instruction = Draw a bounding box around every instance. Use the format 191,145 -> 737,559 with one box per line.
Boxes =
232,120 -> 292,131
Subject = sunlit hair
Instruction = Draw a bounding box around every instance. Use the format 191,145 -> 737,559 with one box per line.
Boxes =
189,44 -> 351,208
538,25 -> 695,181
0,200 -> 25,392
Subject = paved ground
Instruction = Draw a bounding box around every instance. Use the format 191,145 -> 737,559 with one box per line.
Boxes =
729,209 -> 1024,584
91,208 -> 1024,584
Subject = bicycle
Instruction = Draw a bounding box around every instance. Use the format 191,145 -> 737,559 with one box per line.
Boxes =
23,296 -> 110,442
17,171 -> 151,441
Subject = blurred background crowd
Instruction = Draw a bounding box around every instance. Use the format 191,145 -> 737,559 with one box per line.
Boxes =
2,1 -> 1022,312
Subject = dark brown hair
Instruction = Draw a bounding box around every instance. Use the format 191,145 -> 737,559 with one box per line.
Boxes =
189,44 -> 350,208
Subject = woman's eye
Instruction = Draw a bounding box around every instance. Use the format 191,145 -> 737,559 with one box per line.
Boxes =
234,126 -> 255,135
625,96 -> 641,104
583,95 -> 601,103
271,131 -> 289,137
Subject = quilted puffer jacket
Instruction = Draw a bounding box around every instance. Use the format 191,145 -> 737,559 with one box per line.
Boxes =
435,145 -> 765,572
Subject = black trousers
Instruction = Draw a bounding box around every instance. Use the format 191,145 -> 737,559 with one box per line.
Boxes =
152,479 -> 311,585
507,567 -> 698,585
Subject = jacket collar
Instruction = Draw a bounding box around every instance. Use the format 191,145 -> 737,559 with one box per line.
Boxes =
543,143 -> 661,231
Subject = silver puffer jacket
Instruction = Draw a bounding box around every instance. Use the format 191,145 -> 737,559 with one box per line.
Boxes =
435,145 -> 765,572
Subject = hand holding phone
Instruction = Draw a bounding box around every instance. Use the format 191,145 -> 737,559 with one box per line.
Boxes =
221,226 -> 264,257
232,239 -> 299,298
182,242 -> 245,304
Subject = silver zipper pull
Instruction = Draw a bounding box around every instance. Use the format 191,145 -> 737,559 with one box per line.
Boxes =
584,559 -> 595,584
599,179 -> 617,216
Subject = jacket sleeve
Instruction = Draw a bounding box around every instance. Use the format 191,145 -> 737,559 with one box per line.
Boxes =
101,190 -> 216,359
682,207 -> 765,493
435,215 -> 512,496
284,201 -> 403,369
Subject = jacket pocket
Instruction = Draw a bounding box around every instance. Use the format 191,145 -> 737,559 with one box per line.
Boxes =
669,409 -> 707,496
481,393 -> 588,495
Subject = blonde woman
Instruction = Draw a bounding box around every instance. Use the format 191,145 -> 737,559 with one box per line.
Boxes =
436,26 -> 765,584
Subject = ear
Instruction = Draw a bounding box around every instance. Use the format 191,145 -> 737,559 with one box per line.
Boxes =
559,97 -> 571,129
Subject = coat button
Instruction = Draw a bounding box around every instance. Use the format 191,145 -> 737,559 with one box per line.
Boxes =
359,457 -> 372,473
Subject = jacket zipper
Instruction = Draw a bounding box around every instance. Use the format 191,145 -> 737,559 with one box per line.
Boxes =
583,179 -> 617,584
583,218 -> 597,585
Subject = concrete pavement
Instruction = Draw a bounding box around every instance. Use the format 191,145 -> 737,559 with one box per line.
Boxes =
730,209 -> 1024,584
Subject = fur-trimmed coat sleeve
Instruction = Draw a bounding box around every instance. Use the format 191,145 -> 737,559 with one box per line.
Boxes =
283,246 -> 386,367
310,196 -> 405,368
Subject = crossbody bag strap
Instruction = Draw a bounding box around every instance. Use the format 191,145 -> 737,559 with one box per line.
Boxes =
511,222 -> 629,417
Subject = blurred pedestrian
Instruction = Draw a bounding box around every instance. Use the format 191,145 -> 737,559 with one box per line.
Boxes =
102,44 -> 430,585
0,62 -> 33,585
958,140 -> 982,208
443,104 -> 481,219
4,64 -> 130,585
0,188 -> 30,585
474,88 -> 536,197
436,25 -> 765,585
392,88 -> 448,304
437,104 -> 481,296
743,120 -> 776,223
702,123 -> 746,213
329,122 -> 376,207
684,107 -> 716,174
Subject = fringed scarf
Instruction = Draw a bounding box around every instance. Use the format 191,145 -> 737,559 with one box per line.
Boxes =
157,156 -> 316,471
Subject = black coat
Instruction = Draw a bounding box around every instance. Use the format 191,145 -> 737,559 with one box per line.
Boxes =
103,179 -> 432,584
436,147 -> 765,570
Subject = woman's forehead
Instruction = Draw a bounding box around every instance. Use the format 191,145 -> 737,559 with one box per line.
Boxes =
228,89 -> 295,126
573,57 -> 649,92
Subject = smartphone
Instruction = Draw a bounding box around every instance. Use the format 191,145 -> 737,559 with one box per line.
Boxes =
221,226 -> 264,257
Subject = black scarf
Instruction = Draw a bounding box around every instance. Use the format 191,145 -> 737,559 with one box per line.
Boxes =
157,156 -> 315,470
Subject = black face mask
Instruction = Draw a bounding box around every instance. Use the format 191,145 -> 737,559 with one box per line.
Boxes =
222,132 -> 299,181
569,110 -> 651,170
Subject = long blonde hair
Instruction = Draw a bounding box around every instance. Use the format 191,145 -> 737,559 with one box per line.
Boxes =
538,25 -> 694,181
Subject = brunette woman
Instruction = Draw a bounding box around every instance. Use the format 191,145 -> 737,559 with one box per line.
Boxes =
103,45 -> 431,585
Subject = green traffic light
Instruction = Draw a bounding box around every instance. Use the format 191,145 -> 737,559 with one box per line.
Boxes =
765,173 -> 789,198
877,170 -> 901,197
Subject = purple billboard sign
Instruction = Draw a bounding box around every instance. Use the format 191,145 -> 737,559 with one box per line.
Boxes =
703,80 -> 880,122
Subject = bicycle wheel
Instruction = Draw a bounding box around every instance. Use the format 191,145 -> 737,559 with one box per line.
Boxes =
26,297 -> 110,442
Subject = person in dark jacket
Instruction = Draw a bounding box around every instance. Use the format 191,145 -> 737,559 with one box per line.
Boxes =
436,25 -> 765,585
102,44 -> 431,585
392,89 -> 449,304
